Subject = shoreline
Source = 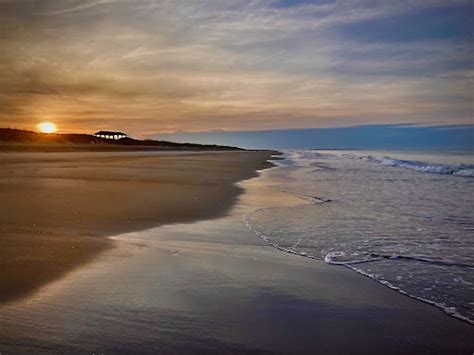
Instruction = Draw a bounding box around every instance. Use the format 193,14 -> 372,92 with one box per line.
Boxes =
0,150 -> 276,305
244,173 -> 474,326
1,161 -> 472,353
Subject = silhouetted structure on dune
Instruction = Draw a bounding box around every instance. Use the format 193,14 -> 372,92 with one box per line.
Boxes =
94,131 -> 128,140
0,128 -> 242,151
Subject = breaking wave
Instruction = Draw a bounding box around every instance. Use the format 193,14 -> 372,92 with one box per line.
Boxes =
360,155 -> 474,177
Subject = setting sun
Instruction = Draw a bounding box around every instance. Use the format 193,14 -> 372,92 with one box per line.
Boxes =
37,121 -> 57,134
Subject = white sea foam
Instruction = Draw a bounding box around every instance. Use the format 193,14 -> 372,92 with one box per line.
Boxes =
346,264 -> 474,325
359,155 -> 474,177
247,205 -> 474,325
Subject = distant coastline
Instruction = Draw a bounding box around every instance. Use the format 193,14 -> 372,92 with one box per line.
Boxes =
0,128 -> 242,152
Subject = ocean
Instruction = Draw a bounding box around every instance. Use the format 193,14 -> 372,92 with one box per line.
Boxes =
245,149 -> 474,323
1,150 -> 472,353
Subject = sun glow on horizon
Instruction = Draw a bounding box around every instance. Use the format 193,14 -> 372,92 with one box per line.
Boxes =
37,121 -> 57,134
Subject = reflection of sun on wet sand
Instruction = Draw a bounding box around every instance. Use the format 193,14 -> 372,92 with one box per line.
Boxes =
0,150 -> 276,304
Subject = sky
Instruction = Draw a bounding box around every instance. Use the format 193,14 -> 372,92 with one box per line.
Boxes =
0,0 -> 473,137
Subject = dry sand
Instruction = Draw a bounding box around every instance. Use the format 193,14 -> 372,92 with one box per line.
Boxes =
0,150 -> 276,303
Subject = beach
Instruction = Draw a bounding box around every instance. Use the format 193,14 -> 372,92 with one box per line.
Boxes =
0,150 -> 275,304
1,150 -> 473,354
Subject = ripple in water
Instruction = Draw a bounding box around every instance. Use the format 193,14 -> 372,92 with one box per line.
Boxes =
246,150 -> 474,324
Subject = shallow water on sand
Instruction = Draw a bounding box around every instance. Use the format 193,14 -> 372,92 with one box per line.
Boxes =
246,150 -> 474,323
1,165 -> 473,353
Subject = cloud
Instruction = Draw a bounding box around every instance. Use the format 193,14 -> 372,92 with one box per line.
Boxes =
39,0 -> 118,15
0,0 -> 472,134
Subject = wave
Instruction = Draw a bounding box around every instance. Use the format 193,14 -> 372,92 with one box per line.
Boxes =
270,185 -> 332,204
359,155 -> 474,177
345,264 -> 474,325
244,213 -> 474,325
246,151 -> 474,325
324,251 -> 474,269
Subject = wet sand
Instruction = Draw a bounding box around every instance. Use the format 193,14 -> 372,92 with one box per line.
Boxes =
0,150 -> 275,303
1,151 -> 473,354
0,165 -> 473,354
